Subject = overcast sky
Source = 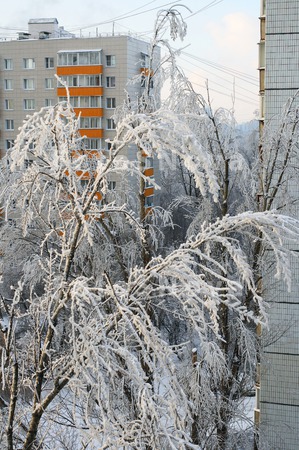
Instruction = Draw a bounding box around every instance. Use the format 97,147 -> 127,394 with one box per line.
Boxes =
0,0 -> 260,122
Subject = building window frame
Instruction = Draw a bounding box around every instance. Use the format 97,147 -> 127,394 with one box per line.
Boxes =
106,118 -> 116,130
5,119 -> 14,131
45,57 -> 54,69
5,139 -> 14,150
82,138 -> 103,150
106,76 -> 116,88
23,58 -> 36,69
4,59 -> 13,70
24,99 -> 35,110
108,181 -> 116,190
79,117 -> 102,129
58,74 -> 102,87
23,78 -> 35,90
59,96 -> 102,108
106,55 -> 116,67
45,98 -> 54,107
145,157 -> 154,168
45,78 -> 54,89
4,79 -> 13,90
106,97 -> 116,109
5,99 -> 13,110
145,195 -> 154,208
57,51 -> 101,66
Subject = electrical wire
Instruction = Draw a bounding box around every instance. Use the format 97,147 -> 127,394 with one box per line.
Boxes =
179,55 -> 258,98
69,1 -> 177,32
184,0 -> 225,19
180,51 -> 259,86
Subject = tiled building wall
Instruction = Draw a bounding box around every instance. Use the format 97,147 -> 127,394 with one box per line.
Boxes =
0,34 -> 151,156
0,29 -> 158,217
260,1 -> 299,448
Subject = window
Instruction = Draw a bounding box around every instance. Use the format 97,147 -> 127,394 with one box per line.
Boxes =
4,79 -> 13,90
5,119 -> 14,130
106,76 -> 116,88
140,52 -> 149,68
145,157 -> 154,168
145,195 -> 154,207
45,57 -> 54,68
80,117 -> 101,129
5,99 -> 13,110
25,159 -> 33,168
83,138 -> 103,150
106,97 -> 116,109
82,75 -> 101,86
107,118 -> 116,130
58,51 -> 101,66
108,181 -> 116,190
79,97 -> 90,108
24,99 -> 35,110
59,96 -> 101,108
58,74 -> 102,88
23,78 -> 35,90
106,55 -> 116,66
8,219 -> 16,228
145,177 -> 154,188
45,99 -> 54,107
45,78 -> 54,89
4,59 -> 13,70
59,96 -> 78,107
5,139 -> 14,150
23,58 -> 35,69
141,76 -> 154,89
90,96 -> 101,107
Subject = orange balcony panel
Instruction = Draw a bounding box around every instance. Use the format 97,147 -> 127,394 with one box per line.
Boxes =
74,108 -> 103,117
86,150 -> 103,157
57,86 -> 103,97
57,65 -> 103,75
76,150 -> 103,158
140,68 -> 154,76
65,169 -> 92,179
79,129 -> 104,138
70,149 -> 103,158
144,187 -> 154,197
75,170 -> 91,179
94,191 -> 102,201
144,167 -> 154,177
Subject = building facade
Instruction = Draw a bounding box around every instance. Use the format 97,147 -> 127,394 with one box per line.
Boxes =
258,1 -> 299,449
0,18 -> 156,208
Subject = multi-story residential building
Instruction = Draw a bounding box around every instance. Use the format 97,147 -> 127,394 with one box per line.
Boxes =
257,1 -> 299,449
0,18 -> 157,208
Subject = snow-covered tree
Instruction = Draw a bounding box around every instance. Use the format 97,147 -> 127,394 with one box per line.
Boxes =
0,8 -> 298,450
156,66 -> 299,447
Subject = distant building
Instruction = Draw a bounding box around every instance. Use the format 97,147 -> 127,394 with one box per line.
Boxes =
0,18 -> 157,208
258,1 -> 299,448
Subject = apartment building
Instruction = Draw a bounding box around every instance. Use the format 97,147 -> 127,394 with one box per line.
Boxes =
258,1 -> 299,449
0,18 -> 157,208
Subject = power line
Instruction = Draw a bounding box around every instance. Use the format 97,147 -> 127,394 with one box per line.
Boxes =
180,51 -> 259,86
181,65 -> 259,103
178,55 -> 259,98
69,1 -> 177,32
189,79 -> 258,107
184,0 -> 225,19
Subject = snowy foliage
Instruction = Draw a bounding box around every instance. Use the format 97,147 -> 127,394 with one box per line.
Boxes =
0,96 -> 298,449
0,7 -> 298,450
